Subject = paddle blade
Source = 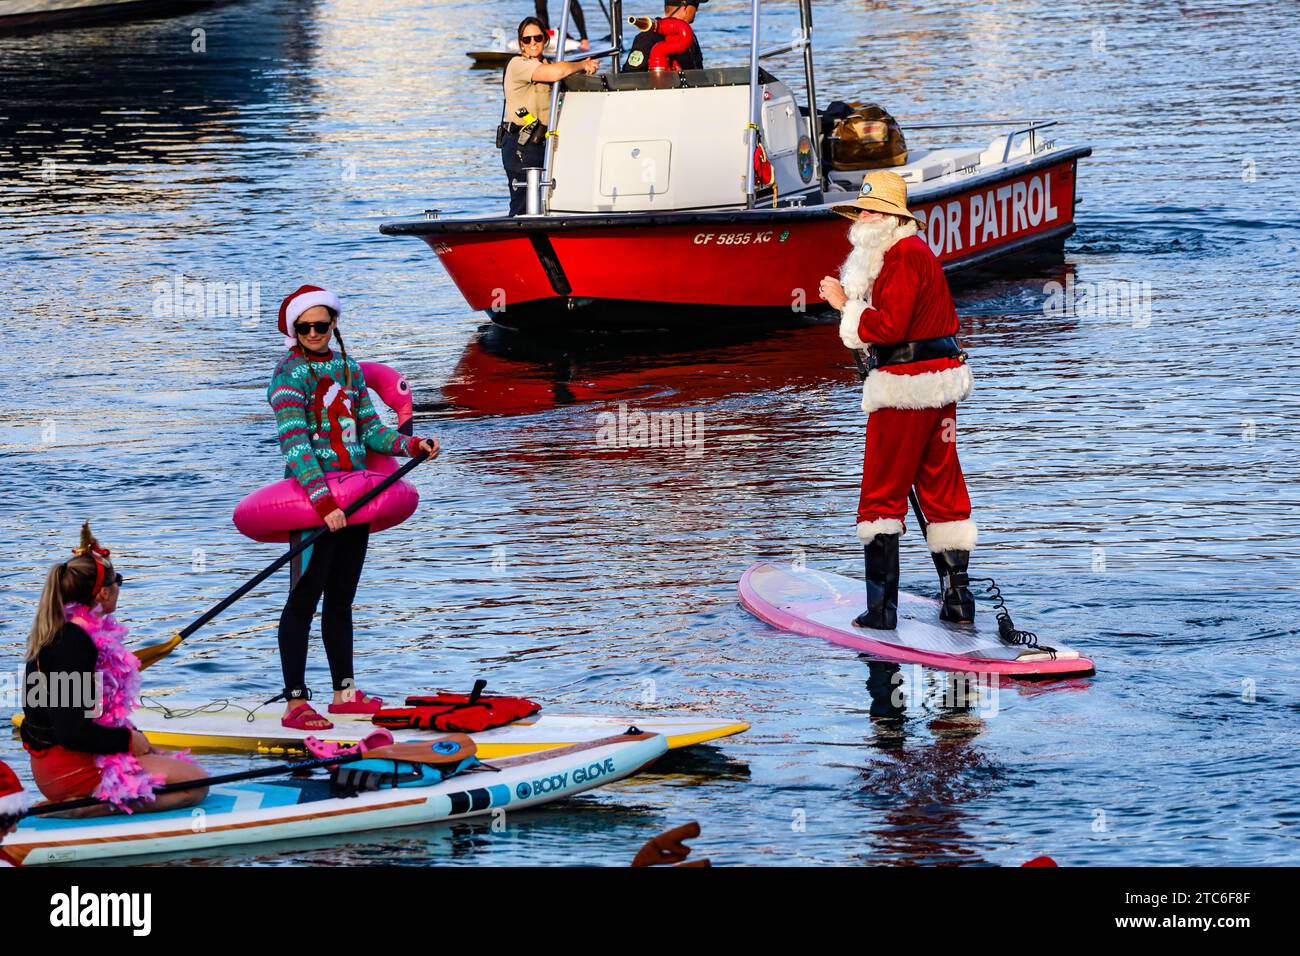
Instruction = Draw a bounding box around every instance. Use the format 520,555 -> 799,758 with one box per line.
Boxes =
132,633 -> 184,670
366,735 -> 477,765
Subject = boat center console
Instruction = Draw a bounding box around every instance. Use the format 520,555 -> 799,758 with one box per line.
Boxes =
550,67 -> 820,214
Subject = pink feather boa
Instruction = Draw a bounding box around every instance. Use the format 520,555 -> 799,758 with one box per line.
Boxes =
65,602 -> 195,813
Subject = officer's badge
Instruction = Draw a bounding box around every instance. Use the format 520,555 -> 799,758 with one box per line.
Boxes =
629,50 -> 644,67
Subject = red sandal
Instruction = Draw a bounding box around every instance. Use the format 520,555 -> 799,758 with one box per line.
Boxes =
327,690 -> 384,715
281,701 -> 334,731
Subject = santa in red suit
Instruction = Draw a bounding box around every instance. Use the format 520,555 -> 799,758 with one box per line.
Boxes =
819,171 -> 977,630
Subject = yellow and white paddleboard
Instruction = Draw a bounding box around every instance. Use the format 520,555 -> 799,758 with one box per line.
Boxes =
11,700 -> 748,758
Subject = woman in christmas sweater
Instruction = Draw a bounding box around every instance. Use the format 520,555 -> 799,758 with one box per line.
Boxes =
21,524 -> 208,816
269,285 -> 439,732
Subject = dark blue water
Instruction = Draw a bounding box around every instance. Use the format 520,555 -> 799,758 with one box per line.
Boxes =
1,0 -> 1297,866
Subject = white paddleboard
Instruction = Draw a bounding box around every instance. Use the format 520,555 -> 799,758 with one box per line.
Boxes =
3,731 -> 666,866
740,561 -> 1095,678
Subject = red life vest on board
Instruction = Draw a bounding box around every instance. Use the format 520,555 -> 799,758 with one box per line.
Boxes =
372,680 -> 541,733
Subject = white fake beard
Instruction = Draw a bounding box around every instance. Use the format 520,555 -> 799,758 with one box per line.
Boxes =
840,217 -> 912,304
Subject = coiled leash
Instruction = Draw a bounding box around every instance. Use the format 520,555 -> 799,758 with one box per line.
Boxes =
967,576 -> 1056,657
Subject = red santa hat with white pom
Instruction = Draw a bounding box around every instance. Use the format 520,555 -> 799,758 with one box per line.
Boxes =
278,285 -> 341,348
0,760 -> 32,818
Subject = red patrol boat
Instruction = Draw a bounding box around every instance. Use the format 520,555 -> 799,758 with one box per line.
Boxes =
380,0 -> 1091,331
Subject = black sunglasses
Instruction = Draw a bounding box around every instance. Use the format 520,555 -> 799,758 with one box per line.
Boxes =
520,33 -> 546,43
294,321 -> 333,335
110,573 -> 123,588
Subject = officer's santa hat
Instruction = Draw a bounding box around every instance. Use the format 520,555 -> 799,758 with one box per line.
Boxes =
0,760 -> 31,817
278,285 -> 342,347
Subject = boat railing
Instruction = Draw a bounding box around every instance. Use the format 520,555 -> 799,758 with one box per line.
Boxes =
582,44 -> 622,62
997,120 -> 1059,162
905,119 -> 1053,129
745,0 -> 821,207
744,0 -> 761,206
903,119 -> 1060,164
539,0 -> 633,214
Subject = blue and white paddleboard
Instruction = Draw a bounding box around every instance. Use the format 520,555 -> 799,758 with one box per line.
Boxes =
3,731 -> 665,866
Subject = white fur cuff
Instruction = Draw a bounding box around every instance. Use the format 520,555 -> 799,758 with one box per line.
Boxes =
839,299 -> 868,350
0,790 -> 32,816
925,519 -> 978,553
862,363 -> 973,414
857,518 -> 905,542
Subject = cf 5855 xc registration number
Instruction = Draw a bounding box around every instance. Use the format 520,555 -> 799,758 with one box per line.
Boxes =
693,231 -> 776,245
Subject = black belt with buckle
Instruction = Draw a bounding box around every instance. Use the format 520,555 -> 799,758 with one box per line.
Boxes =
871,335 -> 966,369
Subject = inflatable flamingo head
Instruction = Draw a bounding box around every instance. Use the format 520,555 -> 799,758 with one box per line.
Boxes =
358,361 -> 413,432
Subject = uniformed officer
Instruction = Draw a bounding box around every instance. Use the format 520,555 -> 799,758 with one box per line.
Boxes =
501,16 -> 599,216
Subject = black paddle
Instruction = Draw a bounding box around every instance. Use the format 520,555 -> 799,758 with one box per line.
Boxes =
134,451 -> 431,669
848,347 -> 945,583
20,736 -> 471,819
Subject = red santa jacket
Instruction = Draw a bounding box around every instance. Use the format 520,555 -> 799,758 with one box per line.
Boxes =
839,233 -> 973,414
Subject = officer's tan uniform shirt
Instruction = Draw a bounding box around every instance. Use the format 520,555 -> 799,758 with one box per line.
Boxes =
504,56 -> 553,126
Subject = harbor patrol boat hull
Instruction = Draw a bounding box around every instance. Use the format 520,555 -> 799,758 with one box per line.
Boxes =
382,146 -> 1087,331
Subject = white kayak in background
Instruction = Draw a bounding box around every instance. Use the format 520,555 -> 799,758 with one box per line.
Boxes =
3,731 -> 666,866
12,700 -> 750,757
740,561 -> 1095,679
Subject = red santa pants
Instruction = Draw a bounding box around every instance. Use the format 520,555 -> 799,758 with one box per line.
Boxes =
857,403 -> 971,527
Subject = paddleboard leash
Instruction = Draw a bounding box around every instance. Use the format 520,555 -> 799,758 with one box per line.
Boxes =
139,695 -> 259,721
966,576 -> 1055,657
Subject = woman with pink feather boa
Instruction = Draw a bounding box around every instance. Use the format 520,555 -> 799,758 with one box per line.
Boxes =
20,523 -> 207,816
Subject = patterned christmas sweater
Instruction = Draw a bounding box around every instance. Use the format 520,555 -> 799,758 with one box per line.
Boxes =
268,348 -> 421,519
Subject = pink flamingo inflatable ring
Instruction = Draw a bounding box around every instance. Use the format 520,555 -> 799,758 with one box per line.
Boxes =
234,362 -> 420,543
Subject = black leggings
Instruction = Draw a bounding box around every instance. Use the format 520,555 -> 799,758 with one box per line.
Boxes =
277,523 -> 370,699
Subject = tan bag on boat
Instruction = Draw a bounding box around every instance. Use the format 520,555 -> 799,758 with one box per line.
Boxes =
830,103 -> 908,170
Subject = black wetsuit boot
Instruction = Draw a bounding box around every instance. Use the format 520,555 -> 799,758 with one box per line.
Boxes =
853,533 -> 900,630
935,550 -> 976,623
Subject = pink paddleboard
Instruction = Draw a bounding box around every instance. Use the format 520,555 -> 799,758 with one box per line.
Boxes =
739,561 -> 1095,679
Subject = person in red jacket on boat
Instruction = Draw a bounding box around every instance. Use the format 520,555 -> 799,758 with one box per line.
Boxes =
819,171 -> 977,630
624,1 -> 705,72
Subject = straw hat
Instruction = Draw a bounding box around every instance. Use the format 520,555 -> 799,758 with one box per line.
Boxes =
832,170 -> 925,227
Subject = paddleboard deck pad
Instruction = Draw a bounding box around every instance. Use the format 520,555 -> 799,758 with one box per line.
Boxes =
22,701 -> 748,756
740,561 -> 1094,678
4,731 -> 666,865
